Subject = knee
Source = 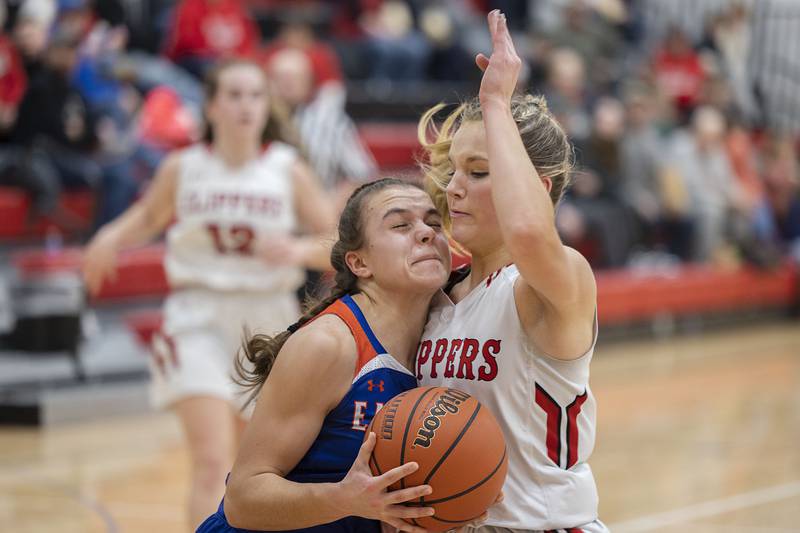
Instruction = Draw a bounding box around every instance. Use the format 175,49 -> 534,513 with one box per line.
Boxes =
192,450 -> 232,490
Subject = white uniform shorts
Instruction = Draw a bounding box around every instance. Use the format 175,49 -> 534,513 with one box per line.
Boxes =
467,519 -> 608,533
148,288 -> 300,413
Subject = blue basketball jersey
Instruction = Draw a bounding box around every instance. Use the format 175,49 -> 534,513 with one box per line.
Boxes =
197,294 -> 418,533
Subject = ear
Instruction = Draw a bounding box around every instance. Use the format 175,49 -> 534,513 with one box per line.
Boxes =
344,250 -> 372,280
541,176 -> 553,194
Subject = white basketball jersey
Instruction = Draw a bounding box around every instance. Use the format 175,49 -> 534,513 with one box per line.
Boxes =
417,265 -> 599,530
165,142 -> 304,292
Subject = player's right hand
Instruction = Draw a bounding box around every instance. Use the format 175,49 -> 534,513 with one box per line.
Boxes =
82,230 -> 120,295
334,432 -> 435,533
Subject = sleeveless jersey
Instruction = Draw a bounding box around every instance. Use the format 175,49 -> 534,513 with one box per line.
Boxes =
198,294 -> 418,533
165,142 -> 304,292
417,265 -> 599,530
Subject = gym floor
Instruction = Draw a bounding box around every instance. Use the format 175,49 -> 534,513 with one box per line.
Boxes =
2,320 -> 798,532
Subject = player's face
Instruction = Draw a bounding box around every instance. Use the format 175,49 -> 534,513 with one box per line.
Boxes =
445,120 -> 503,252
207,64 -> 269,142
357,187 -> 451,294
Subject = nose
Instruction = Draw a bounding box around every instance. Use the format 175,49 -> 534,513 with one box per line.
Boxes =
446,169 -> 466,200
417,221 -> 436,244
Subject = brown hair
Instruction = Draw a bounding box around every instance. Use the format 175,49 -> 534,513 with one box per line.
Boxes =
202,58 -> 301,148
235,178 -> 421,405
418,94 -> 573,231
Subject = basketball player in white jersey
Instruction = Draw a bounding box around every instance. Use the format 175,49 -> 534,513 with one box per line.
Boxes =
82,59 -> 336,529
416,11 -> 607,533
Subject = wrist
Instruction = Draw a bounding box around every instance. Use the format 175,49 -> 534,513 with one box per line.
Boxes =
317,482 -> 350,521
479,95 -> 512,111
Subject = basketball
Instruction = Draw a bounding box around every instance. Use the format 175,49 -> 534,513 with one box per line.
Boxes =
366,386 -> 508,531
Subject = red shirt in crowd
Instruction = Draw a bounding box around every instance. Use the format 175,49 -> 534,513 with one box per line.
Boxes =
259,42 -> 342,89
0,35 -> 27,108
163,0 -> 261,61
654,49 -> 706,112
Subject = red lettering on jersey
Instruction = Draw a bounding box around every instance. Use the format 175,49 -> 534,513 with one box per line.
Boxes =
456,338 -> 479,380
478,339 -> 500,381
429,339 -> 448,379
443,339 -> 462,378
416,340 -> 433,380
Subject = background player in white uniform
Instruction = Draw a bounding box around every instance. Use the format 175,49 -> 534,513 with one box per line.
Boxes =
416,11 -> 607,533
82,59 -> 336,529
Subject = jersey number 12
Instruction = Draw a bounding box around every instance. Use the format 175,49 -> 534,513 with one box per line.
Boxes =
206,223 -> 255,255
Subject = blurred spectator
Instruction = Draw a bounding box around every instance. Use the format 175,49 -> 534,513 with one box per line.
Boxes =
543,47 -> 592,143
163,0 -> 261,78
328,0 -> 431,81
653,27 -> 707,123
544,0 -> 624,92
670,106 -> 747,262
266,47 -> 377,209
620,85 -> 694,260
702,3 -> 758,123
560,97 -> 634,268
0,10 -> 27,133
259,20 -> 343,91
9,31 -> 136,227
761,138 -> 800,253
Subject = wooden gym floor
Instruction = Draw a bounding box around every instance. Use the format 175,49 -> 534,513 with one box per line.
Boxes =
1,320 -> 798,532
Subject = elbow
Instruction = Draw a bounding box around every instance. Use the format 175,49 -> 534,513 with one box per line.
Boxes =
222,485 -> 251,529
505,219 -> 559,253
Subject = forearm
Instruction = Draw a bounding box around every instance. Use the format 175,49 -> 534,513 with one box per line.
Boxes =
96,202 -> 167,250
225,473 -> 347,530
481,99 -> 557,242
299,234 -> 334,271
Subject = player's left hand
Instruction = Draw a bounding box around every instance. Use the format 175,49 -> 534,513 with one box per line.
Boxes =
476,10 -> 521,108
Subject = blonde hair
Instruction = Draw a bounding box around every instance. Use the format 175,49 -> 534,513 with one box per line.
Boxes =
417,94 -> 573,232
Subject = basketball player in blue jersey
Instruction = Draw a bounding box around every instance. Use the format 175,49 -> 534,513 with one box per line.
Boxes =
197,178 -> 452,533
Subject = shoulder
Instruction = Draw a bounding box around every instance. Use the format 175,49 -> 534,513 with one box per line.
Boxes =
278,314 -> 358,376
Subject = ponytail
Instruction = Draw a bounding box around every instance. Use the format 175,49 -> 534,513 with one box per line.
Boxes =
234,286 -> 349,407
235,178 -> 418,406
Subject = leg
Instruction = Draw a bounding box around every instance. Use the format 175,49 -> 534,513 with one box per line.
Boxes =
173,395 -> 239,530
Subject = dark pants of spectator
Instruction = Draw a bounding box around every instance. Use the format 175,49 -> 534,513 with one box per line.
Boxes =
25,140 -> 138,228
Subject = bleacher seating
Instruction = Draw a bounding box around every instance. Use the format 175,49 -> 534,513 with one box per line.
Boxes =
0,125 -> 422,241
10,244 -> 798,350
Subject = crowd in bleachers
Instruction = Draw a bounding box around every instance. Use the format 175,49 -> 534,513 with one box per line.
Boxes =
0,0 -> 798,271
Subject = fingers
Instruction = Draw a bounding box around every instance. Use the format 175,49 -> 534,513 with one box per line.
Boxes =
385,503 -> 435,520
377,461 -> 419,489
495,490 -> 504,504
354,432 -> 376,466
383,484 -> 432,505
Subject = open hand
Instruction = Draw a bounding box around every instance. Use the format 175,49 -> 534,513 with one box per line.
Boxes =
335,433 -> 435,532
475,10 -> 522,107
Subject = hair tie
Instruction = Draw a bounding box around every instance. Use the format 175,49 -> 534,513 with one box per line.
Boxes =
287,322 -> 301,334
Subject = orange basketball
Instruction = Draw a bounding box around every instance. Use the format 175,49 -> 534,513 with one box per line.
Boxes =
366,386 -> 508,531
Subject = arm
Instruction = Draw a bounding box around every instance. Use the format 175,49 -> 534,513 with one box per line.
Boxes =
82,151 -> 179,294
478,12 -> 595,359
224,316 -> 432,531
280,159 -> 337,271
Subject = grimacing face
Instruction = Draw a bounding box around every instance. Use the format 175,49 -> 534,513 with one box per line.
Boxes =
351,187 -> 451,295
206,64 -> 270,142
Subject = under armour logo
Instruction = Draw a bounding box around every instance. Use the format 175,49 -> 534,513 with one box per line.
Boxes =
367,380 -> 384,392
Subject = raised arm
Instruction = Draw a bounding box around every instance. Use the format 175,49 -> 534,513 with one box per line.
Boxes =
82,151 -> 180,294
478,11 -> 596,359
224,316 -> 433,531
